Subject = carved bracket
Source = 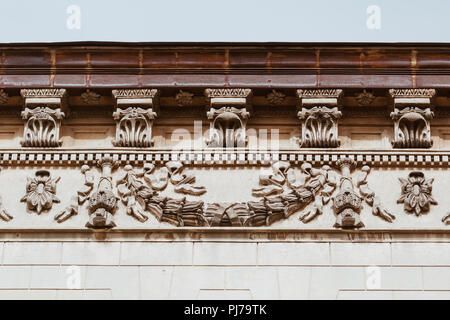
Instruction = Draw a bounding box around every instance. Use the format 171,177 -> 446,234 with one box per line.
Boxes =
296,89 -> 343,148
20,89 -> 66,147
204,88 -> 252,148
112,89 -> 159,147
389,89 -> 436,148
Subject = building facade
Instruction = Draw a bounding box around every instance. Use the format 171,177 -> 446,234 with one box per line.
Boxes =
0,42 -> 449,299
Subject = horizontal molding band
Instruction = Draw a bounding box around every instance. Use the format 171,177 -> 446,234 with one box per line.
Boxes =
0,229 -> 448,242
0,149 -> 449,167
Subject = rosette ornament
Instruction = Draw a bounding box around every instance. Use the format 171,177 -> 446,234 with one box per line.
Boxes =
397,171 -> 437,216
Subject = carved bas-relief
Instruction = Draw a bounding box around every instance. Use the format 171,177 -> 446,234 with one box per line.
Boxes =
21,170 -> 60,214
55,156 -> 119,228
56,160 -> 207,228
398,171 -> 437,216
127,161 -> 207,226
112,89 -> 159,148
389,89 -> 436,148
246,158 -> 394,229
0,167 -> 12,222
296,89 -> 343,148
204,89 -> 252,148
20,89 -> 66,147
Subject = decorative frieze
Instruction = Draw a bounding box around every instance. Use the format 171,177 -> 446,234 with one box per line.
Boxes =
20,89 -> 66,148
112,89 -> 159,148
296,89 -> 343,148
204,88 -> 252,148
389,89 -> 436,148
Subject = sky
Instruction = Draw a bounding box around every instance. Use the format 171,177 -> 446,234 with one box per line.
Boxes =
0,0 -> 448,43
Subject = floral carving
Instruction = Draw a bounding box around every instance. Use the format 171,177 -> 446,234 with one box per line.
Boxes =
175,90 -> 194,106
21,170 -> 60,214
355,90 -> 375,106
81,89 -> 101,104
0,89 -> 9,104
266,90 -> 285,105
397,171 -> 437,216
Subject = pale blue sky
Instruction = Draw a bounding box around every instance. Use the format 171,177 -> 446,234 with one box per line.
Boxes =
0,0 -> 448,42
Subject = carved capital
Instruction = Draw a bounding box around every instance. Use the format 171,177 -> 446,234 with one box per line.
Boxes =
112,89 -> 159,148
204,88 -> 252,148
296,89 -> 343,148
389,88 -> 435,148
20,89 -> 66,148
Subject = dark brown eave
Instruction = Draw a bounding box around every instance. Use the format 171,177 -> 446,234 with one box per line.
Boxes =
0,42 -> 449,89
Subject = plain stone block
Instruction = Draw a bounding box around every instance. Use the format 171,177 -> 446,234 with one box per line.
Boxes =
120,242 -> 193,266
169,266 -> 225,299
392,243 -> 450,266
337,290 -> 394,300
0,266 -> 31,288
139,266 -> 173,299
85,266 -> 140,300
27,289 -> 58,299
309,267 -> 366,299
193,243 -> 257,266
197,289 -> 252,300
82,289 -> 112,300
257,243 -> 329,266
225,267 -> 279,299
277,267 -> 311,299
0,289 -> 31,299
30,266 -> 86,289
55,289 -> 84,300
393,290 -> 450,300
330,243 -> 391,266
423,267 -> 450,290
378,267 -> 423,290
3,242 -> 62,265
62,242 -> 121,265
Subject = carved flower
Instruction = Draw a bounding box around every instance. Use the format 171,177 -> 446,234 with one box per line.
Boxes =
21,170 -> 60,214
355,90 -> 375,106
175,90 -> 194,106
81,89 -> 101,104
266,90 -> 285,105
0,89 -> 9,104
397,171 -> 437,216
